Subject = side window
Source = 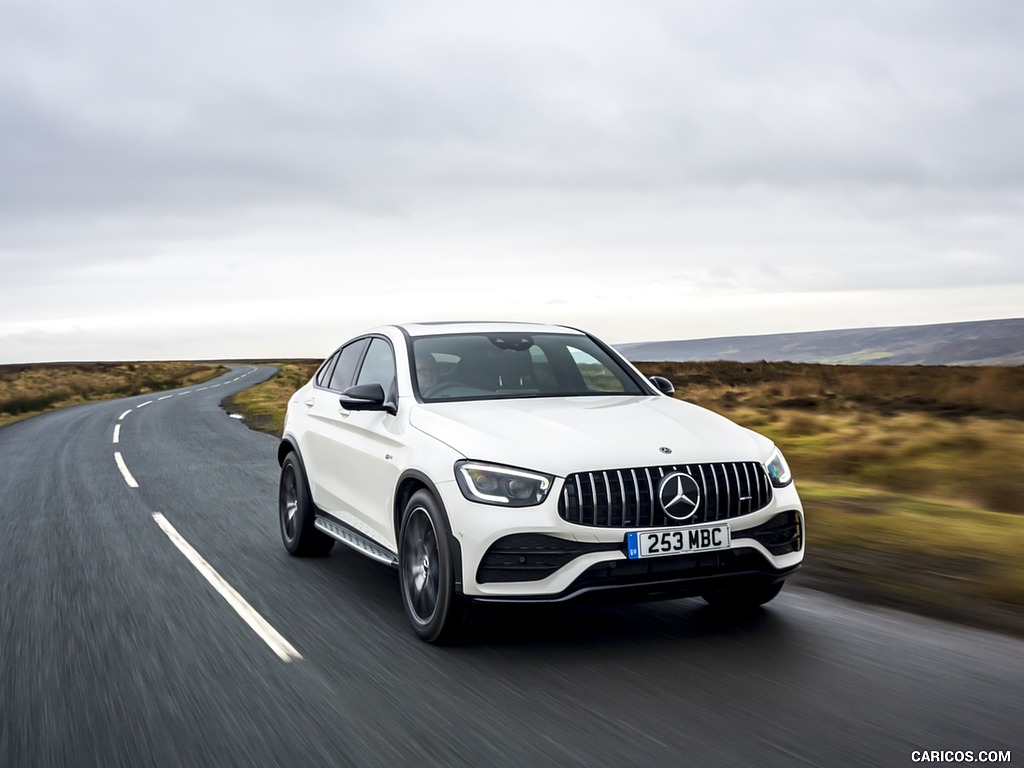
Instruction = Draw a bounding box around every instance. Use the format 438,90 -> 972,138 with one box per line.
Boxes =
327,339 -> 369,392
315,353 -> 339,387
355,338 -> 397,399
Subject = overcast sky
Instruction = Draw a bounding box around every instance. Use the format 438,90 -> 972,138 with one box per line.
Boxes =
1,0 -> 1022,363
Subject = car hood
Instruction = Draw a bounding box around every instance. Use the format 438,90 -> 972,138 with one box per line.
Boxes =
409,396 -> 772,477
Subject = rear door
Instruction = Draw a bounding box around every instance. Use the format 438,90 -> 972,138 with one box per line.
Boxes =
303,338 -> 367,510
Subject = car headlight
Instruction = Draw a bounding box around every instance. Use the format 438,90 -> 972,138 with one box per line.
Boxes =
455,461 -> 553,507
765,446 -> 793,488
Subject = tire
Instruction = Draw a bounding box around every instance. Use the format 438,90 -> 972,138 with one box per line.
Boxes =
279,452 -> 334,557
398,490 -> 467,644
701,580 -> 784,611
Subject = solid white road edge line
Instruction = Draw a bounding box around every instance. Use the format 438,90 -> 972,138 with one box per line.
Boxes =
114,451 -> 139,488
150,513 -> 302,663
119,409 -> 132,420
113,424 -> 121,444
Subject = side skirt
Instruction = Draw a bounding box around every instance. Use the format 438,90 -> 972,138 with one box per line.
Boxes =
314,516 -> 399,567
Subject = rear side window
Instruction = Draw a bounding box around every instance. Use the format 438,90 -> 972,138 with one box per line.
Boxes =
316,353 -> 339,387
326,339 -> 369,392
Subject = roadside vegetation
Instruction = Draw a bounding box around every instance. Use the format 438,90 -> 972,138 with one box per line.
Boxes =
222,361 -> 320,435
5,356 -> 1022,636
0,361 -> 228,429
230,358 -> 1024,635
637,361 -> 1024,636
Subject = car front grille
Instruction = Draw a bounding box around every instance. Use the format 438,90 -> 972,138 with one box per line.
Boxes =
558,462 -> 773,528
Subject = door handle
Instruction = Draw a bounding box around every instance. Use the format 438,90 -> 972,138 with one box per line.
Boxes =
304,398 -> 315,408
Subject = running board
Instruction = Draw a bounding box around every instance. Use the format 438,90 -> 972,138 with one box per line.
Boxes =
314,517 -> 399,567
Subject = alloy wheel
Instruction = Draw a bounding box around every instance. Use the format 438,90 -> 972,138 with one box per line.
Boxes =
402,507 -> 440,625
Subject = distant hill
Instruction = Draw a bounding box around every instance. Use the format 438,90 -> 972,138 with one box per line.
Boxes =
616,318 -> 1024,366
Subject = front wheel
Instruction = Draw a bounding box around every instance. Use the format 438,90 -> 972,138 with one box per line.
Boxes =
701,580 -> 785,611
398,490 -> 467,643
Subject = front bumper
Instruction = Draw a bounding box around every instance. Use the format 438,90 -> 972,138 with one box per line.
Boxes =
471,549 -> 801,605
437,477 -> 804,600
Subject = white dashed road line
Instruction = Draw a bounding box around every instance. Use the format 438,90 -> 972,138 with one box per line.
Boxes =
114,451 -> 139,488
108,371 -> 299,661
112,373 -> 243,488
151,513 -> 302,663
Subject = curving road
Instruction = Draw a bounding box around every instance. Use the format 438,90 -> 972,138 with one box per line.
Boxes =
1,367 -> 1021,767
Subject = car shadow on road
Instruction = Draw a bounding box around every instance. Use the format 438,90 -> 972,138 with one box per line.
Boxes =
308,544 -> 809,659
462,598 -> 797,647
331,548 -> 802,651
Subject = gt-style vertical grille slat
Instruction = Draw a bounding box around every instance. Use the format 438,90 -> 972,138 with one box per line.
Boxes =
602,471 -> 613,527
696,462 -> 712,524
630,469 -> 640,528
616,470 -> 627,526
577,475 -> 585,524
558,461 -> 773,528
588,474 -> 598,526
728,464 -> 737,519
740,463 -> 750,515
644,468 -> 655,527
711,464 -> 722,522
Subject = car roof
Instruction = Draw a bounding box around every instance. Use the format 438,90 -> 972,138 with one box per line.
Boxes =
379,321 -> 587,338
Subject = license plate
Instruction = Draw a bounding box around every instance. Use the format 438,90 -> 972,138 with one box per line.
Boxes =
626,524 -> 731,559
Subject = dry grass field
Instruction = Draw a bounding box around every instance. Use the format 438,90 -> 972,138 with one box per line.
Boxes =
234,359 -> 1024,635
637,361 -> 1024,635
0,361 -> 228,429
639,361 -> 1024,514
5,357 -> 1023,636
222,361 -> 321,434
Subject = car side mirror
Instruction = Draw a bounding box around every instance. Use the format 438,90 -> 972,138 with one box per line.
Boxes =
649,376 -> 674,396
339,383 -> 396,414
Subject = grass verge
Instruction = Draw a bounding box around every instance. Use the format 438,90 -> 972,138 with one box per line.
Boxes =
7,358 -> 1021,637
222,361 -> 320,435
795,482 -> 1024,636
231,358 -> 1024,637
0,361 -> 228,429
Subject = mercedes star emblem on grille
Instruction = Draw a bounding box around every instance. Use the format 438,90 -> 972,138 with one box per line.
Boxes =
658,472 -> 701,521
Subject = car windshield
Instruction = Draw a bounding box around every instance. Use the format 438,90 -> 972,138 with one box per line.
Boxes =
412,332 -> 647,402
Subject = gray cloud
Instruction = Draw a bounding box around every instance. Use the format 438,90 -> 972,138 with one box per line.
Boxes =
1,0 -> 1022,361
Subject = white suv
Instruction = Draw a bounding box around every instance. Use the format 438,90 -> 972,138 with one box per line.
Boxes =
278,322 -> 804,642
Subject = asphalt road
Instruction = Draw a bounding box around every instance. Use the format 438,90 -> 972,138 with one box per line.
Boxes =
2,366 -> 1021,768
